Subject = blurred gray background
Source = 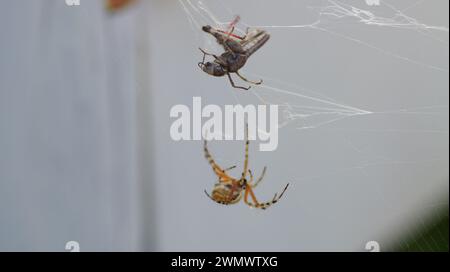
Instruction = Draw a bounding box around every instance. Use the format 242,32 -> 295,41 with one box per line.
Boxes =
0,0 -> 448,251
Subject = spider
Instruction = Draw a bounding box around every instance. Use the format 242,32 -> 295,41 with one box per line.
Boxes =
198,18 -> 270,90
204,125 -> 289,210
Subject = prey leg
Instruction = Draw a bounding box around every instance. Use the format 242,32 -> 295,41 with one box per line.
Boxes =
236,71 -> 263,85
227,73 -> 251,90
198,47 -> 220,60
198,47 -> 228,67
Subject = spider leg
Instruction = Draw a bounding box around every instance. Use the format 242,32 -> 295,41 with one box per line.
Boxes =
204,190 -> 228,205
242,123 -> 249,178
223,165 -> 237,172
243,184 -> 259,208
204,140 -> 234,182
204,190 -> 214,201
235,71 -> 263,85
253,166 -> 267,188
248,169 -> 254,182
227,73 -> 251,90
244,183 -> 290,210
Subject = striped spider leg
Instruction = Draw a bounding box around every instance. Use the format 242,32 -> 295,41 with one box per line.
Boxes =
204,125 -> 289,209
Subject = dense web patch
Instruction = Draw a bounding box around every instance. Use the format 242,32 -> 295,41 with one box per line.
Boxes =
177,0 -> 449,251
179,0 -> 448,129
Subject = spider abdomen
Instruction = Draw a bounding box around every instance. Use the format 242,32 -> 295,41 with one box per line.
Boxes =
211,183 -> 243,204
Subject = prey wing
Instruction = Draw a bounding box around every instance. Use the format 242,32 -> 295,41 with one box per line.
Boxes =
241,29 -> 270,57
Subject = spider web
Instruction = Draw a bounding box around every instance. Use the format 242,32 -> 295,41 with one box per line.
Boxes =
177,0 -> 449,251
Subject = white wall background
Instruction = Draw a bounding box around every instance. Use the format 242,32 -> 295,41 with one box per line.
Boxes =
0,0 -> 448,251
0,0 -> 141,251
